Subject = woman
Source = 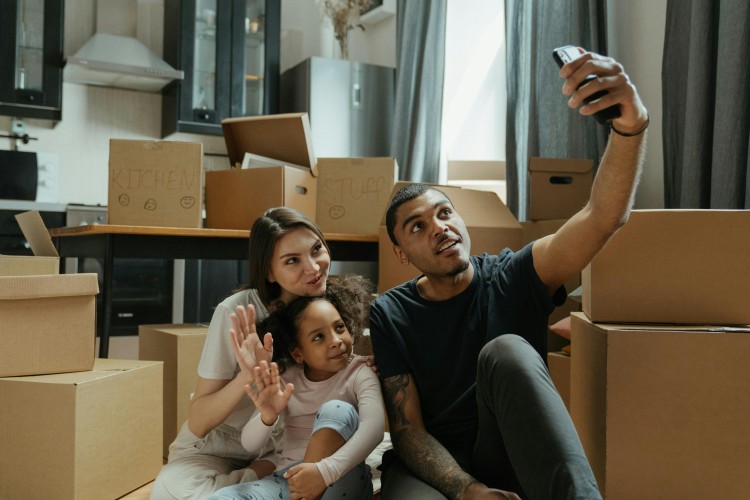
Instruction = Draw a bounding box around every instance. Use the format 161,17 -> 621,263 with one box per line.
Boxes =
151,207 -> 334,499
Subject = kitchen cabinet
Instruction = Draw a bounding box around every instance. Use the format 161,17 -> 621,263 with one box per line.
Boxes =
0,0 -> 64,121
161,0 -> 280,137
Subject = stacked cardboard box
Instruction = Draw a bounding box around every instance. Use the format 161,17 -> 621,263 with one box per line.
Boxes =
206,112 -> 398,235
0,212 -> 164,500
139,323 -> 209,458
569,210 -> 750,499
522,157 -> 593,353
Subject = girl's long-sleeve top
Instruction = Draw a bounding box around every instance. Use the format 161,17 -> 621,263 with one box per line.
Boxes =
240,354 -> 385,486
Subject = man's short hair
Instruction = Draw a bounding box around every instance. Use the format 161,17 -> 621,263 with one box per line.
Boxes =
385,184 -> 451,245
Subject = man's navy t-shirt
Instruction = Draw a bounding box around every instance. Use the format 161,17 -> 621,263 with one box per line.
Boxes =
370,244 -> 564,453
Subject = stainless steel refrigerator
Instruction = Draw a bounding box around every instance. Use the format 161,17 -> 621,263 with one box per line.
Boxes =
280,56 -> 395,158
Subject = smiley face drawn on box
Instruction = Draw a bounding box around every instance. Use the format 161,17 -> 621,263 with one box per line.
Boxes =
180,196 -> 196,209
329,205 -> 345,220
144,199 -> 158,211
118,194 -> 130,206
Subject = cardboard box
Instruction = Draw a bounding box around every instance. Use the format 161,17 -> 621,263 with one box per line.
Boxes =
0,358 -> 163,500
378,182 -> 523,293
582,210 -> 750,324
139,323 -> 208,458
447,160 -> 507,204
206,113 -> 318,230
570,312 -> 750,499
316,157 -> 398,235
527,157 -> 593,220
0,273 -> 98,377
108,139 -> 203,228
0,210 -> 61,276
547,351 -> 570,411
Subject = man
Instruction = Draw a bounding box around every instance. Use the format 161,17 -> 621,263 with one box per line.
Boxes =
370,49 -> 648,500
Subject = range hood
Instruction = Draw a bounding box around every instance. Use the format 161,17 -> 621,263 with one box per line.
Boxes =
64,33 -> 184,93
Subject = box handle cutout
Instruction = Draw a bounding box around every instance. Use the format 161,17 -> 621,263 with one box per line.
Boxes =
549,176 -> 573,185
295,186 -> 308,195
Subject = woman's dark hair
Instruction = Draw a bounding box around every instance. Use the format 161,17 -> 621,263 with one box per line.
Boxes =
260,274 -> 374,373
245,207 -> 330,306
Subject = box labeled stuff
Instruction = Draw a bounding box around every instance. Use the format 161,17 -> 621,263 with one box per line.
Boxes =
378,182 -> 523,293
582,210 -> 750,324
206,113 -> 318,230
0,273 -> 98,377
316,157 -> 398,234
527,157 -> 593,220
108,139 -> 203,228
139,323 -> 208,457
570,312 -> 750,499
0,359 -> 163,500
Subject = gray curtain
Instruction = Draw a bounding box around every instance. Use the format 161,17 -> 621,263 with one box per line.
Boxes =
662,0 -> 750,209
391,0 -> 447,182
505,0 -> 609,220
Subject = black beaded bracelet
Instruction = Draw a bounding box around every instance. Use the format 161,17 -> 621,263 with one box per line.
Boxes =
611,115 -> 649,137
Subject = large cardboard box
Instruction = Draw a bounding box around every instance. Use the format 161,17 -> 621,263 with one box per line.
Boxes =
570,312 -> 750,499
378,182 -> 523,293
108,139 -> 204,228
316,157 -> 398,235
206,113 -> 318,230
527,157 -> 593,220
582,210 -> 750,324
0,273 -> 98,377
139,323 -> 208,458
0,358 -> 163,500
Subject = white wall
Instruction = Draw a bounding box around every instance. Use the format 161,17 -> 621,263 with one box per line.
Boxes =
0,0 -> 396,206
607,0 -> 667,209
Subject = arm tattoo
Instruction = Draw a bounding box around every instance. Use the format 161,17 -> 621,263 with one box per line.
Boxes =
382,375 -> 477,499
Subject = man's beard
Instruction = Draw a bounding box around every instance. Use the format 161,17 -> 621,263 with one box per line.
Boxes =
447,260 -> 470,277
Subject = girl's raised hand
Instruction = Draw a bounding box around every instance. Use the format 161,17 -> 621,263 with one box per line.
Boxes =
243,360 -> 294,425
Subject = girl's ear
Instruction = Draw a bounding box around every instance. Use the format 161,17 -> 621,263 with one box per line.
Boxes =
291,347 -> 303,364
267,270 -> 276,284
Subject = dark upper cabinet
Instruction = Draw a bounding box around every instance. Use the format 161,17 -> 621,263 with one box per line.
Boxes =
161,0 -> 280,137
0,0 -> 64,121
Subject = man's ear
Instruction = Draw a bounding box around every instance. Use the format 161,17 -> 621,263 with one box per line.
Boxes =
392,245 -> 409,266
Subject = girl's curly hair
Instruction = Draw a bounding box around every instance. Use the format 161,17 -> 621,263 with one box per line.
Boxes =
259,274 -> 374,373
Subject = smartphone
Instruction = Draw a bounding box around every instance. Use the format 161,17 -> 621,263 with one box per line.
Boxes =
553,45 -> 620,124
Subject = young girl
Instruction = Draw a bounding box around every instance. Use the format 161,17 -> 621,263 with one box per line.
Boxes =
151,208 -> 333,499
208,275 -> 385,500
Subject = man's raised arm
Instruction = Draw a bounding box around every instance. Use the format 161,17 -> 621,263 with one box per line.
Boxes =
533,51 -> 649,291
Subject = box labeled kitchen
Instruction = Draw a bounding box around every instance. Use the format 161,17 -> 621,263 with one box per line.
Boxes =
108,139 -> 203,228
527,157 -> 593,220
0,359 -> 163,500
378,182 -> 523,293
570,312 -> 750,499
139,323 -> 208,457
206,113 -> 318,230
316,157 -> 398,234
582,209 -> 750,324
0,273 -> 98,377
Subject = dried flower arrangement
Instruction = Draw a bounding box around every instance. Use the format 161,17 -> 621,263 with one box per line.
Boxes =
316,0 -> 373,59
